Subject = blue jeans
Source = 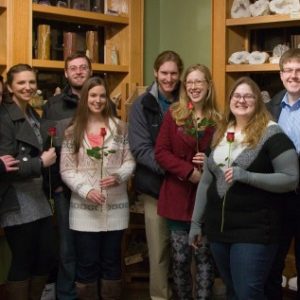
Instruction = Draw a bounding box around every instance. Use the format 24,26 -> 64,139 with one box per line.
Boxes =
74,230 -> 124,283
210,242 -> 278,300
54,191 -> 77,300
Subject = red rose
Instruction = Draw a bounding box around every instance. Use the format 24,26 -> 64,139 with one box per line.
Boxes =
187,101 -> 194,110
100,127 -> 107,137
48,127 -> 57,137
226,132 -> 235,143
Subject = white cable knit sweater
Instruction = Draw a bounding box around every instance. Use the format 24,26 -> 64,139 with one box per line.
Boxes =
60,118 -> 135,232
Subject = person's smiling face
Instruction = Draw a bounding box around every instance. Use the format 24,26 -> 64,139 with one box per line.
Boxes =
65,57 -> 92,89
230,83 -> 256,123
185,70 -> 208,106
280,60 -> 300,101
7,70 -> 37,104
87,85 -> 107,115
154,61 -> 180,98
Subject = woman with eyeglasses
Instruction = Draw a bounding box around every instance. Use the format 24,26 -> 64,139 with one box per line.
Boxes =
155,64 -> 220,299
189,76 -> 299,300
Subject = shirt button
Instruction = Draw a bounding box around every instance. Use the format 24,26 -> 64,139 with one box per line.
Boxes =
23,157 -> 28,162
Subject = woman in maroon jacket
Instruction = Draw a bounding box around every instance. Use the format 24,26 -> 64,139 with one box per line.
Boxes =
155,64 -> 220,299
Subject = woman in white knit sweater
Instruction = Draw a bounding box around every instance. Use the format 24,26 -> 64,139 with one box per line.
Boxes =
60,76 -> 135,300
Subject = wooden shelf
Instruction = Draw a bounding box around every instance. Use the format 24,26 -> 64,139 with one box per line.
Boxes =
32,3 -> 129,26
0,0 -> 143,117
0,0 -> 6,9
128,224 -> 145,230
0,57 -> 5,66
0,0 -> 6,14
226,14 -> 300,28
32,59 -> 129,73
212,1 -> 299,109
124,259 -> 149,283
226,63 -> 280,73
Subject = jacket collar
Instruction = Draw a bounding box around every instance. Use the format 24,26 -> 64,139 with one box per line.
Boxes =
62,85 -> 80,105
143,81 -> 181,113
3,101 -> 42,150
268,90 -> 286,122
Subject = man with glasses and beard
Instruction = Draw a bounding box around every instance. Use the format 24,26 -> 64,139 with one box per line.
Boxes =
43,52 -> 92,300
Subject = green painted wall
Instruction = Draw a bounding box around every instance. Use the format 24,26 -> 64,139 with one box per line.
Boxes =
144,0 -> 212,84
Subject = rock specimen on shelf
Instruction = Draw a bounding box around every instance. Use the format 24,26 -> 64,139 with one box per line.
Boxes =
269,0 -> 300,14
228,51 -> 250,64
273,44 -> 290,56
249,0 -> 270,16
248,51 -> 270,64
269,44 -> 289,63
231,0 -> 251,18
288,276 -> 298,291
261,90 -> 271,103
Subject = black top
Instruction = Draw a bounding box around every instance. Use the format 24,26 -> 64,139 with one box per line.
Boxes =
205,126 -> 296,244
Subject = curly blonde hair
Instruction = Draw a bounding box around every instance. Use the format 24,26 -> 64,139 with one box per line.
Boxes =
170,64 -> 220,125
212,76 -> 272,148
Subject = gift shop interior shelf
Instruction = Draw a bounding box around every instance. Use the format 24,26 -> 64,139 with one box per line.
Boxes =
212,0 -> 300,110
32,3 -> 130,74
0,0 -> 144,120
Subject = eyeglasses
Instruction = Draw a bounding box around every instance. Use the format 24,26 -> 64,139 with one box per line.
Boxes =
231,93 -> 256,102
67,65 -> 90,72
281,68 -> 300,76
185,79 -> 207,88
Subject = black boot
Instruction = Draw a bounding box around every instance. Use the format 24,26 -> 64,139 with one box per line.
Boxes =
6,279 -> 29,300
75,281 -> 98,300
100,279 -> 122,300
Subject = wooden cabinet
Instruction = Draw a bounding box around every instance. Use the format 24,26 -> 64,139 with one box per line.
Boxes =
212,0 -> 300,110
0,0 -> 144,120
123,212 -> 149,288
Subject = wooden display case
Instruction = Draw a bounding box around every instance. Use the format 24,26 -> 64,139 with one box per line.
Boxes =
0,0 -> 144,120
212,0 -> 300,110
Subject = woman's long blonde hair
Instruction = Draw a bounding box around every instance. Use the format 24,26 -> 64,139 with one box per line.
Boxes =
212,76 -> 272,148
170,64 -> 220,125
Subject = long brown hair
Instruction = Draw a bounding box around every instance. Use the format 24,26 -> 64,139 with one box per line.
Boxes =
67,76 -> 116,154
212,76 -> 272,148
171,64 -> 220,125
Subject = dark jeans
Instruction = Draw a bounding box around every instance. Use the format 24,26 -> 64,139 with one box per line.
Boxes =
265,195 -> 300,300
54,191 -> 77,300
210,242 -> 278,300
74,229 -> 124,283
4,216 -> 55,281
